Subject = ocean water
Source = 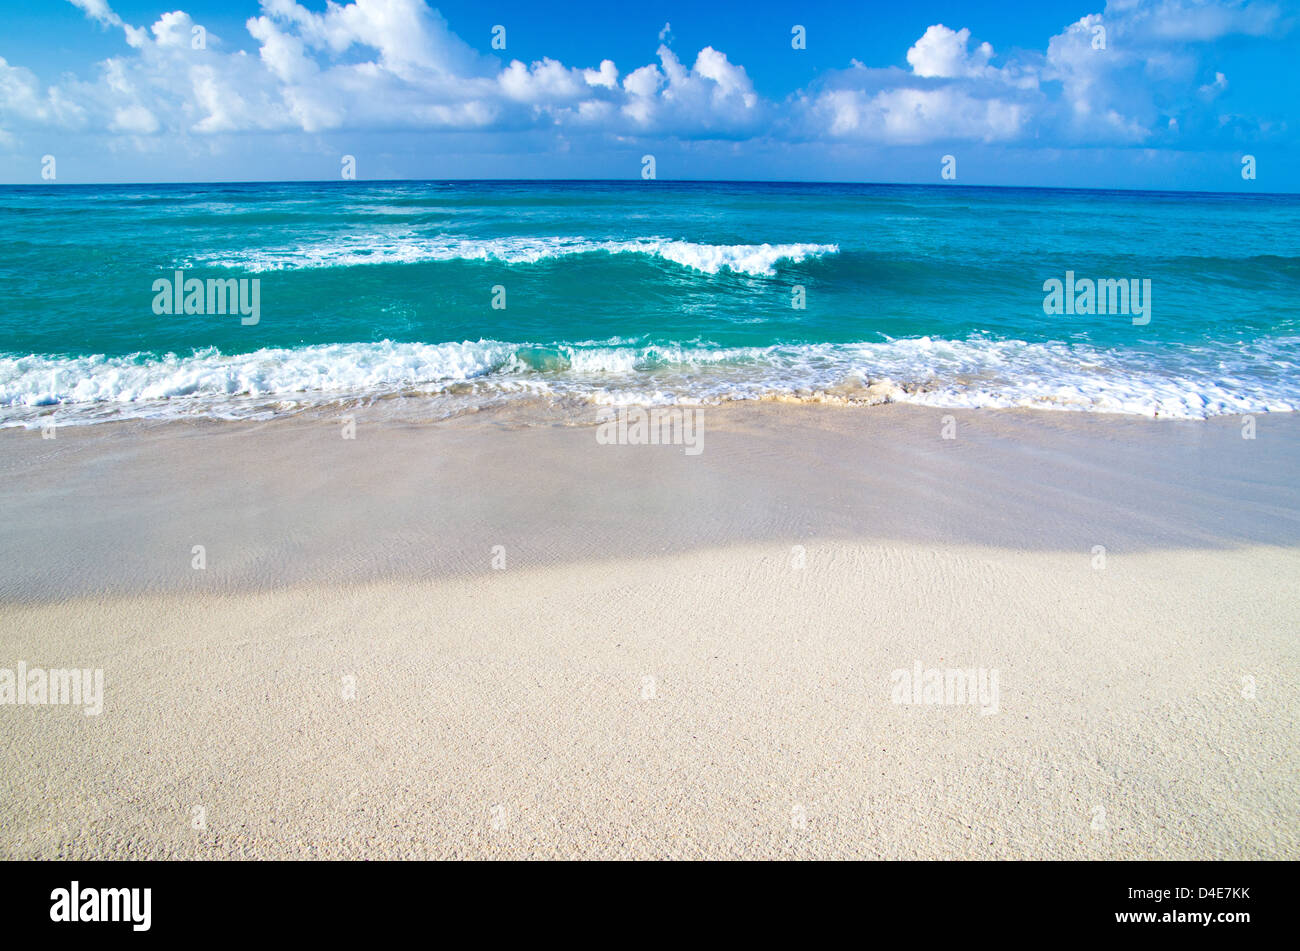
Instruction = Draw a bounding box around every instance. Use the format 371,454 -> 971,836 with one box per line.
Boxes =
1,180 -> 1297,425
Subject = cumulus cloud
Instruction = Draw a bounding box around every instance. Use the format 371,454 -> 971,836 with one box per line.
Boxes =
68,0 -> 147,47
16,0 -> 764,140
583,60 -> 619,90
804,85 -> 1027,144
906,25 -> 996,79
0,0 -> 1291,155
622,45 -> 762,134
797,0 -> 1286,147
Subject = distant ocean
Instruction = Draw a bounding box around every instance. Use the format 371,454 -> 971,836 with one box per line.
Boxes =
2,180 -> 1297,425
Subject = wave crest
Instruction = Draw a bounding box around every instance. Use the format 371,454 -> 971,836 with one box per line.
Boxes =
3,335 -> 1296,425
188,236 -> 839,276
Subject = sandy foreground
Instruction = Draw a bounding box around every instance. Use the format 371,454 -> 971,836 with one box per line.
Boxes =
0,403 -> 1297,859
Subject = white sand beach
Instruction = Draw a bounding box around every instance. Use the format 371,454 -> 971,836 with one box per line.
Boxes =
1,404 -> 1297,859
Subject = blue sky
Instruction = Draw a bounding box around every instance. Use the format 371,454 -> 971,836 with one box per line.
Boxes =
0,0 -> 1295,189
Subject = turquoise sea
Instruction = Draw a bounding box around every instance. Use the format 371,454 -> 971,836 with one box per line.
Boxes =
1,180 -> 1297,423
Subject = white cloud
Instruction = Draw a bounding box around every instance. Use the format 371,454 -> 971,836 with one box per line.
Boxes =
1199,70 -> 1228,98
906,25 -> 995,79
618,46 -> 762,134
1118,0 -> 1280,42
0,0 -> 1288,157
68,0 -> 147,47
583,60 -> 618,90
250,0 -> 486,79
801,0 -> 1284,147
806,86 -> 1027,144
622,63 -> 663,100
110,104 -> 159,134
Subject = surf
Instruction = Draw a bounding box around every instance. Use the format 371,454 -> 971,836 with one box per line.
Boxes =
188,236 -> 840,276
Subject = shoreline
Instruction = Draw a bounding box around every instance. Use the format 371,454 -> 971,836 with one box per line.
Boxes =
7,384 -> 1294,432
3,402 -> 1298,602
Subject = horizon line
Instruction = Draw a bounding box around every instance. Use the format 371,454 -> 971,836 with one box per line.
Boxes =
0,176 -> 1293,199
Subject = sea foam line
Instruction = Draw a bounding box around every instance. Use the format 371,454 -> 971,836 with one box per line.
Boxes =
1,336 -> 1296,423
188,236 -> 840,276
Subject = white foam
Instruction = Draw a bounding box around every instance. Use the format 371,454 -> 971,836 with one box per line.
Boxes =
0,342 -> 518,418
188,236 -> 839,277
2,335 -> 1295,426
